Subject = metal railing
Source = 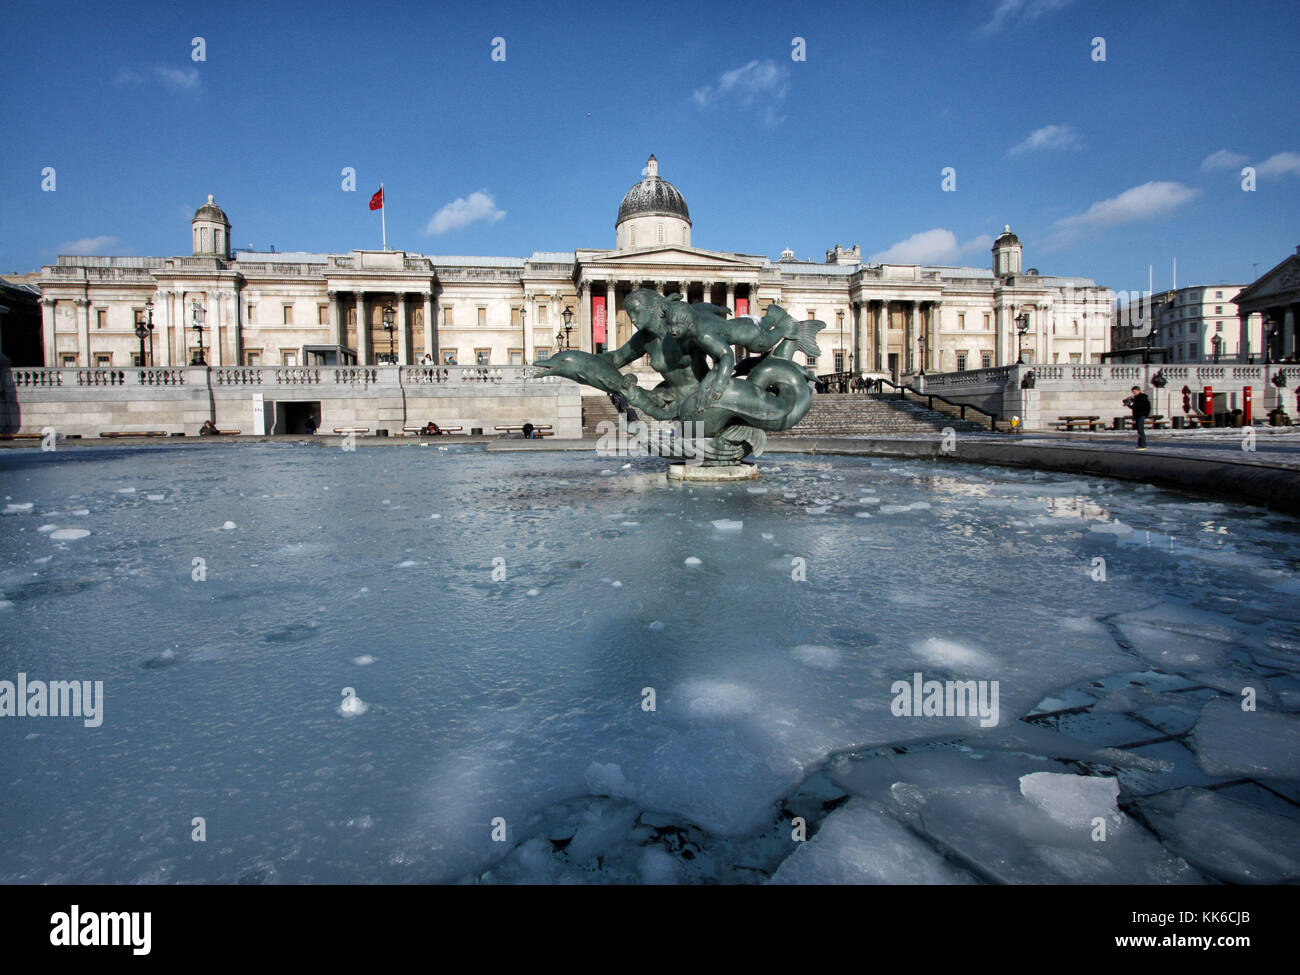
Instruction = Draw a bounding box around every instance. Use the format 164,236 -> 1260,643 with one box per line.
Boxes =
870,376 -> 1004,432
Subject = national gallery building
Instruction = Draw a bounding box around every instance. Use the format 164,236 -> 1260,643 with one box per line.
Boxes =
37,156 -> 1113,379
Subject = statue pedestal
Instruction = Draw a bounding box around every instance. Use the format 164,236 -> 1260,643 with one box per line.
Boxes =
667,463 -> 759,481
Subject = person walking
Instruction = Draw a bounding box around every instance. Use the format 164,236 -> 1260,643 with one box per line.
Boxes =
1124,385 -> 1152,449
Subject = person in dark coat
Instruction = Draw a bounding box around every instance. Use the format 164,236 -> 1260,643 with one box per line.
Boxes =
1123,385 -> 1152,449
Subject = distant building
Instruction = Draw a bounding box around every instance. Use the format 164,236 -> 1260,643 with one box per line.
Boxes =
1234,246 -> 1300,362
0,275 -> 43,366
37,157 -> 1113,378
1113,285 -> 1258,363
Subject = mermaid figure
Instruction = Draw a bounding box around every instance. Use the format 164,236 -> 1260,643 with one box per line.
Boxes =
531,289 -> 824,464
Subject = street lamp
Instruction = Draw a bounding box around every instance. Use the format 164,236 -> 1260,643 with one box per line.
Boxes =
1015,312 -> 1030,365
382,303 -> 396,362
1265,321 -> 1278,365
558,305 -> 574,350
837,310 -> 844,376
144,298 -> 155,366
135,307 -> 150,368
191,299 -> 206,365
519,305 -> 527,364
1211,333 -> 1223,364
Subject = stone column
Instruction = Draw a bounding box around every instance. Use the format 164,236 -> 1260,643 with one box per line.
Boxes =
701,280 -> 713,306
1238,312 -> 1251,362
40,298 -> 57,366
908,302 -> 919,374
929,301 -> 942,371
328,291 -> 341,348
1285,306 -> 1297,360
995,304 -> 1006,365
211,292 -> 224,366
604,280 -> 614,349
876,300 -> 888,372
725,282 -> 735,316
577,281 -> 591,352
398,294 -> 411,365
522,292 -> 535,364
423,292 -> 435,360
356,292 -> 369,365
73,298 -> 89,366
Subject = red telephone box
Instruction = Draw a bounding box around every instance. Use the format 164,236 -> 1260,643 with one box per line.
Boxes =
1243,386 -> 1252,425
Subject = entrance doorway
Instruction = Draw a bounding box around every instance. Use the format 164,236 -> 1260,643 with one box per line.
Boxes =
282,401 -> 321,434
888,353 -> 899,382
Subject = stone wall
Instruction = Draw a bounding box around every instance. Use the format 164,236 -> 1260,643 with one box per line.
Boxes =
0,364 -> 582,438
911,363 -> 1300,429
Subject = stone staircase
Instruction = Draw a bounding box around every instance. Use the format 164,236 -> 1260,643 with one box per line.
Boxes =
582,394 -> 621,436
583,391 -> 994,437
790,393 -> 990,436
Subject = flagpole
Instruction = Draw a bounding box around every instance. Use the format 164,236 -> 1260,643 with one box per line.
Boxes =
381,182 -> 387,251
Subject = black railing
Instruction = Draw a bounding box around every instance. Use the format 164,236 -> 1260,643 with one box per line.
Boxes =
869,377 -> 1005,432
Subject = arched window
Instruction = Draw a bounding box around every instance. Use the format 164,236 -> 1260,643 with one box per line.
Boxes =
215,229 -> 223,255
201,228 -> 210,252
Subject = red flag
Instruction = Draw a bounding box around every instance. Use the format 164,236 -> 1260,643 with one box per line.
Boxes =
369,188 -> 384,211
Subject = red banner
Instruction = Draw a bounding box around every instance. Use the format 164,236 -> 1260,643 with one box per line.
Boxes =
593,296 -> 606,344
369,188 -> 384,211
736,297 -> 749,316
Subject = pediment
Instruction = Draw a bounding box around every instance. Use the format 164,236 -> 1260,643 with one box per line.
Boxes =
582,246 -> 763,269
1238,254 -> 1300,306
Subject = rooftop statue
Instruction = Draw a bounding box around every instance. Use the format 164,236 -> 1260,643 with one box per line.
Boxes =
532,288 -> 824,467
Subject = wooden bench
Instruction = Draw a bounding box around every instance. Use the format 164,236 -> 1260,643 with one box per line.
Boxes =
1114,415 -> 1167,430
402,425 -> 463,436
100,431 -> 169,438
333,427 -> 369,434
1052,415 -> 1102,431
495,424 -> 554,438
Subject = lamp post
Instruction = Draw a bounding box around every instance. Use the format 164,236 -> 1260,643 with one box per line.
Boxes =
837,309 -> 844,377
135,309 -> 149,368
145,298 -> 155,366
382,303 -> 396,363
191,299 -> 206,365
559,305 -> 574,350
1265,321 -> 1278,365
1211,333 -> 1222,364
519,305 -> 527,364
1015,312 -> 1030,365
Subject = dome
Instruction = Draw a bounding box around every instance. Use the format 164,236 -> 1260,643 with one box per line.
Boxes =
616,155 -> 691,227
193,194 -> 229,225
993,224 -> 1020,247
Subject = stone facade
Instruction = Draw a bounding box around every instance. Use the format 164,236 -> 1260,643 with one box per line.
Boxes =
35,156 -> 1114,383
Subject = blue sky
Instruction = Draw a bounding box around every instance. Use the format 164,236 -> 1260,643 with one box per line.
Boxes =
3,0 -> 1298,296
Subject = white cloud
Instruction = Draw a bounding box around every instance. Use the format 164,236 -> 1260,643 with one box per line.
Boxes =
1200,148 -> 1248,172
1257,151 -> 1300,177
424,191 -> 505,236
1008,124 -> 1082,156
112,65 -> 199,91
979,0 -> 1072,34
869,229 -> 994,265
693,59 -> 789,126
58,235 -> 119,255
154,66 -> 200,90
1044,181 -> 1200,250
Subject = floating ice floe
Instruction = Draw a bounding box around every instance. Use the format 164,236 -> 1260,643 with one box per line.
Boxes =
352,655 -> 377,666
858,497 -> 880,504
37,525 -> 57,533
683,557 -> 702,566
746,487 -> 767,494
71,509 -> 90,516
396,560 -> 419,568
648,620 -> 664,631
791,644 -> 841,669
711,519 -> 742,531
221,521 -> 237,530
116,488 -> 135,494
337,692 -> 370,718
1190,697 -> 1300,779
3,502 -> 33,514
49,528 -> 91,541
1088,519 -> 1133,535
146,494 -> 165,501
1019,772 -> 1121,830
526,588 -> 540,597
805,506 -> 830,515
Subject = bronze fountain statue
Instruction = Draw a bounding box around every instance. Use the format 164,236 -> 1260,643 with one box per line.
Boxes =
532,289 -> 825,472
